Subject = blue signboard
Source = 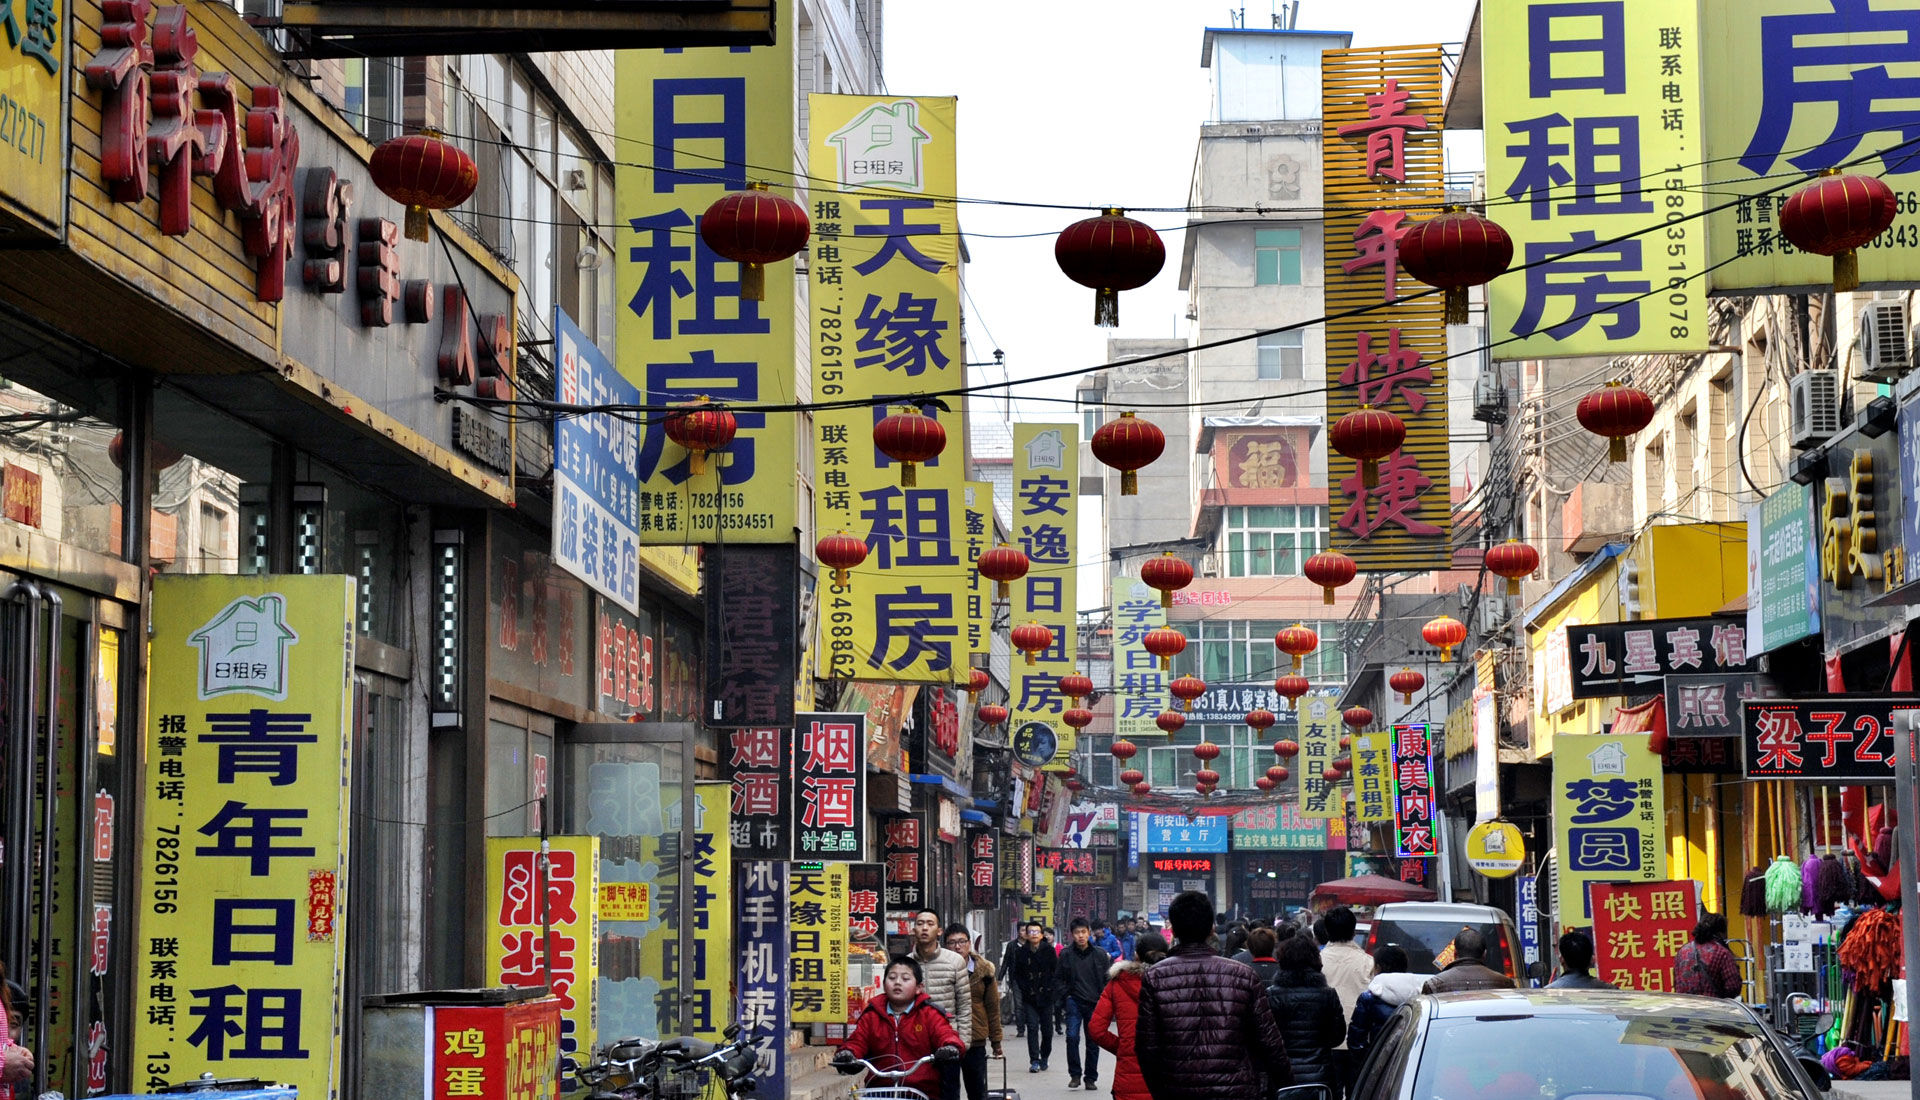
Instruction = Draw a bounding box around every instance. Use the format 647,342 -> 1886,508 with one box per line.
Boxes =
1517,873 -> 1541,984
553,308 -> 642,611
1901,395 -> 1920,573
1131,811 -> 1230,853
737,860 -> 789,1099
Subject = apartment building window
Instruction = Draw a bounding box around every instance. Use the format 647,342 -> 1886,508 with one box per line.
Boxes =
1224,505 -> 1323,576
1080,401 -> 1103,440
1256,331 -> 1305,380
1191,619 -> 1345,685
1254,228 -> 1302,286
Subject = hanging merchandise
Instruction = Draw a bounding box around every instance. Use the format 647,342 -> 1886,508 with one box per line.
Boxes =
1765,856 -> 1804,914
1836,906 -> 1901,992
1802,855 -> 1824,914
1813,856 -> 1848,919
1738,864 -> 1769,918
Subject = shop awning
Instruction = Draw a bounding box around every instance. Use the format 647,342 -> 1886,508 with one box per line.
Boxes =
1309,873 -> 1436,905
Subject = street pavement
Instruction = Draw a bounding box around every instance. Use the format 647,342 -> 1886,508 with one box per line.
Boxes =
997,1026 -> 1116,1100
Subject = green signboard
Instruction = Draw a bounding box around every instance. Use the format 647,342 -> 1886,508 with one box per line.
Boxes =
1745,482 -> 1821,655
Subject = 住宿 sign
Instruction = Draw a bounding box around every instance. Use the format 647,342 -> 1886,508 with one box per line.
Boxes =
1565,616 -> 1753,699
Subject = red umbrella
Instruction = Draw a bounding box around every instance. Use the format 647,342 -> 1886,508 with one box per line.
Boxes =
1309,873 -> 1436,906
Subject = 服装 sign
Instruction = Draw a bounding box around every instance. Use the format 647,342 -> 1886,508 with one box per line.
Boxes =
1320,46 -> 1452,570
1010,424 -> 1080,769
134,576 -> 356,1098
1747,481 -> 1821,654
1391,723 -> 1436,859
486,836 -> 600,1083
1553,733 -> 1666,920
1664,672 -> 1779,738
1565,616 -> 1753,699
1590,880 -> 1700,992
1742,697 -> 1917,783
1482,0 -> 1707,358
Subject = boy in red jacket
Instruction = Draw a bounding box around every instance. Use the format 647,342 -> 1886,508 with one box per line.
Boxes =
836,955 -> 966,1099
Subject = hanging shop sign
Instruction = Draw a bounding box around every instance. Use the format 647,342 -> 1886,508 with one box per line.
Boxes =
1482,0 -> 1707,358
554,308 -> 643,611
847,862 -> 886,960
1182,681 -> 1287,726
486,836 -> 601,1084
1010,721 -> 1057,768
616,22 -> 797,543
795,713 -> 866,858
1590,880 -> 1700,992
809,95 -> 968,683
965,482 -> 992,663
1038,849 -> 1097,876
1230,803 -> 1328,851
1464,820 -> 1524,879
789,862 -> 849,1024
1391,723 -> 1436,859
1131,812 -> 1230,854
0,0 -> 62,236
704,544 -> 801,728
492,520 -> 593,711
1147,856 -> 1215,875
1023,867 -> 1054,925
1702,1 -> 1920,293
1661,736 -> 1742,775
1564,616 -> 1754,699
999,835 -> 1036,897
690,783 -> 732,1038
1010,423 -> 1080,768
1298,695 -> 1344,820
1112,577 -> 1168,739
1746,481 -> 1822,654
1812,429 -> 1911,651
1517,874 -> 1542,970
1741,696 -> 1917,783
1664,672 -> 1780,738
1353,732 -> 1394,823
431,998 -> 563,1100
134,576 -> 355,1099
965,827 -> 999,911
1474,688 -> 1499,821
723,727 -> 792,860
881,812 -> 927,911
596,598 -> 655,719
737,861 -> 789,1100
1553,733 -> 1666,921
1320,46 -> 1452,571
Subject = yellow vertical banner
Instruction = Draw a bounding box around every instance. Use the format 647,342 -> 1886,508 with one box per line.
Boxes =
1352,732 -> 1395,823
1009,424 -> 1079,768
486,836 -> 602,1082
135,576 -> 355,1097
1482,1 -> 1707,356
809,95 -> 967,684
616,17 -> 797,543
0,0 -> 62,234
1320,48 -> 1451,571
1703,1 -> 1920,292
1024,868 -> 1055,925
964,481 -> 993,666
692,783 -> 733,1038
1111,578 -> 1167,740
789,862 -> 849,1023
1553,733 -> 1667,922
1297,695 -> 1344,819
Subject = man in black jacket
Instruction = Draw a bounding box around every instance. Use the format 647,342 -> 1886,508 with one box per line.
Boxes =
1057,917 -> 1111,1090
1008,920 -> 1058,1073
1135,891 -> 1291,1100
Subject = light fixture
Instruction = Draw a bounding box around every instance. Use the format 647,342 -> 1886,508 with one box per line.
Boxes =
292,483 -> 326,574
1859,395 -> 1897,438
1788,449 -> 1826,486
431,529 -> 466,726
355,530 -> 380,636
239,484 -> 270,575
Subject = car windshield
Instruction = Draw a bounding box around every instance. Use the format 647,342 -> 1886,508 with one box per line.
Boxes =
1412,1012 -> 1807,1100
1372,918 -> 1511,975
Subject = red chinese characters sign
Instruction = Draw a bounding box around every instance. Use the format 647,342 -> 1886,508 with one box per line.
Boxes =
433,999 -> 563,1100
1321,49 -> 1451,569
1391,723 -> 1437,858
965,827 -> 999,911
881,813 -> 925,911
724,727 -> 792,860
1591,880 -> 1700,992
486,837 -> 598,1088
796,713 -> 866,858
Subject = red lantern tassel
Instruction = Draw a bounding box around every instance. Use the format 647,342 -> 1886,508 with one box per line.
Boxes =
1321,586 -> 1335,606
405,204 -> 430,243
899,460 -> 918,488
832,567 -> 849,587
1444,286 -> 1468,325
1023,649 -> 1037,667
687,449 -> 708,475
1506,576 -> 1520,596
741,261 -> 767,302
1159,655 -> 1171,671
1095,287 -> 1119,327
995,580 -> 1010,600
1608,437 -> 1627,463
1121,470 -> 1138,495
1834,250 -> 1860,294
1362,458 -> 1380,488
1159,589 -> 1172,609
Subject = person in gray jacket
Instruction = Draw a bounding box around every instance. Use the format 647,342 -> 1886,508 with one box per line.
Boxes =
913,910 -> 972,1100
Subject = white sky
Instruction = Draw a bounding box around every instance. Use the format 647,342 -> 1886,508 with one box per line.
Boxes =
884,1 -> 1480,606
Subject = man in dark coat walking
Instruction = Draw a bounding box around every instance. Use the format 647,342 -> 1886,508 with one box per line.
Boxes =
1420,928 -> 1514,994
1009,920 -> 1059,1072
1134,891 -> 1292,1100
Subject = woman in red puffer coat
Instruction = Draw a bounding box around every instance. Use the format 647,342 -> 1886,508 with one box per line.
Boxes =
1089,933 -> 1169,1100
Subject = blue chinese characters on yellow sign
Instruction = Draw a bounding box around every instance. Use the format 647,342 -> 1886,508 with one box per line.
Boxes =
1553,733 -> 1666,920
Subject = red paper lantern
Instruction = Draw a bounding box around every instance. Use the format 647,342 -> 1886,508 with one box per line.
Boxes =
1192,740 -> 1222,763
1577,382 -> 1655,464
1169,675 -> 1207,711
1321,766 -> 1342,782
1388,667 -> 1426,705
1065,778 -> 1084,792
966,667 -> 990,699
1422,615 -> 1467,663
1398,207 -> 1514,324
1091,411 -> 1166,495
108,432 -> 184,471
1266,765 -> 1289,783
1111,739 -> 1139,763
1485,539 -> 1541,596
700,181 -> 811,301
1779,171 -> 1898,292
1272,739 -> 1300,759
369,132 -> 479,242
978,543 -> 1030,600
1330,405 -> 1407,488
815,531 -> 868,588
978,704 -> 1009,726
1055,207 -> 1166,327
1332,756 -> 1353,772
1245,708 -> 1277,733
1255,776 -> 1276,792
1139,552 -> 1194,608
1155,710 -> 1187,734
1120,768 -> 1145,787
1132,781 -> 1152,796
1274,674 -> 1311,710
1302,550 -> 1357,606
1057,674 -> 1095,702
1194,768 -> 1221,786
1274,623 -> 1319,671
1063,707 -> 1094,730
1142,626 -> 1187,671
1343,706 -> 1374,731
1010,621 -> 1055,666
1195,781 -> 1216,795
663,397 -> 737,475
1338,734 -> 1353,750
872,406 -> 947,487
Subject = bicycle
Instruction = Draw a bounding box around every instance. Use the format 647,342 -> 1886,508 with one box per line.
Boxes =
573,1024 -> 761,1100
833,1049 -> 961,1100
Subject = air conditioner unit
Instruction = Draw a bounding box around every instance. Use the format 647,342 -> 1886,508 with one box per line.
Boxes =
1477,597 -> 1507,635
1857,301 -> 1910,383
1789,369 -> 1842,449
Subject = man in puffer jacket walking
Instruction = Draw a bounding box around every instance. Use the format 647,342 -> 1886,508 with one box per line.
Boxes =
1134,891 -> 1292,1100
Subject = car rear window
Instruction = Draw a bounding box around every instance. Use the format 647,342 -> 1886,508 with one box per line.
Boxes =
1371,918 -> 1511,975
